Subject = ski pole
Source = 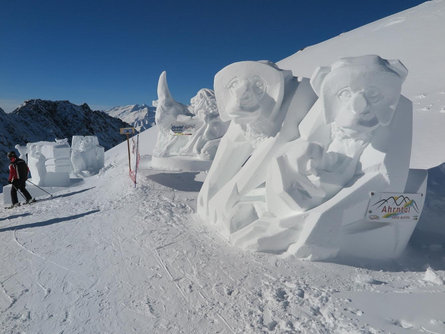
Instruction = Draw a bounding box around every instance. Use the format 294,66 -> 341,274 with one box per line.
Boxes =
11,184 -> 26,200
26,180 -> 53,197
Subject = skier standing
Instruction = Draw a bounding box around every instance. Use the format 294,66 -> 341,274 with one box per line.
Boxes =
7,151 -> 34,207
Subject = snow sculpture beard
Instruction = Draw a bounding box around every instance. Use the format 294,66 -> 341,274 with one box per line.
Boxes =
215,61 -> 288,143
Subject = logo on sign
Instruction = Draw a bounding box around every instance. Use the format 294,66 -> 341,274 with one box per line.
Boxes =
373,195 -> 420,219
171,124 -> 193,136
366,192 -> 424,223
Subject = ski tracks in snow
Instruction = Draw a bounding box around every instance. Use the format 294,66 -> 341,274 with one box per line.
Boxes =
2,166 -> 444,333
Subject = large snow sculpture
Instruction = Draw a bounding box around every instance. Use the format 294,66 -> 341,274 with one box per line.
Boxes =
27,139 -> 71,187
71,135 -> 104,176
197,60 -> 317,235
199,56 -> 427,261
267,56 -> 409,214
151,72 -> 228,171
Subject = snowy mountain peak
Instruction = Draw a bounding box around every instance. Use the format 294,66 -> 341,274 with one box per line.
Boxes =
105,104 -> 156,132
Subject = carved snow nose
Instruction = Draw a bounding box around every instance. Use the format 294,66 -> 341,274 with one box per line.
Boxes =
235,80 -> 251,98
351,92 -> 368,114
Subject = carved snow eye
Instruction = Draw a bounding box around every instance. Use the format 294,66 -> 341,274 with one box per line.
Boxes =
227,78 -> 239,90
365,88 -> 383,104
251,76 -> 266,96
337,88 -> 352,101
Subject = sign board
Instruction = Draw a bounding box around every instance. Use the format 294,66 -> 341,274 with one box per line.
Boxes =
171,124 -> 193,136
120,127 -> 135,135
366,192 -> 424,223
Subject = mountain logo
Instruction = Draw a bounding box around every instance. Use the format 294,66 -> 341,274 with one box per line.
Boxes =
366,192 -> 424,222
372,195 -> 420,218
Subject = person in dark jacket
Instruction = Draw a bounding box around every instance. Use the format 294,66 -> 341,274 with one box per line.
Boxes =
7,151 -> 34,207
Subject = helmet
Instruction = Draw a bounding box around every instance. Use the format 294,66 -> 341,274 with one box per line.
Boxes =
7,151 -> 17,158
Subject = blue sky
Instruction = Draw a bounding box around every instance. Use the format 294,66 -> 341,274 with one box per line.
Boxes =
0,0 -> 426,112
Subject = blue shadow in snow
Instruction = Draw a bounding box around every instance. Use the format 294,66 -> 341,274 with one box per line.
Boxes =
0,209 -> 100,233
0,212 -> 32,222
147,172 -> 203,192
37,187 -> 96,203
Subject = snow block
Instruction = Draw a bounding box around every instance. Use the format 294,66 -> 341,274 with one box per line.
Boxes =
71,136 -> 105,175
26,139 -> 72,187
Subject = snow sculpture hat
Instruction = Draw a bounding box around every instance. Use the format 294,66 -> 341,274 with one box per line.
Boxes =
214,61 -> 291,123
310,55 -> 408,126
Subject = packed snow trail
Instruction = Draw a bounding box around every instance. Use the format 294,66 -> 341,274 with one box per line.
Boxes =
1,149 -> 445,333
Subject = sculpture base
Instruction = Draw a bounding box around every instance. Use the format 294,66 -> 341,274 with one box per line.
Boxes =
151,156 -> 212,172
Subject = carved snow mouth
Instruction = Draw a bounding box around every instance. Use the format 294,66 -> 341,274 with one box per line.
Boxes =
238,96 -> 260,111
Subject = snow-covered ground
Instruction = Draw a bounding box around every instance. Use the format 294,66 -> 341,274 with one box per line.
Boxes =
1,127 -> 445,334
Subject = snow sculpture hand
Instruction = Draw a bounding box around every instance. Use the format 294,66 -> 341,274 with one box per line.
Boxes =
294,142 -> 324,177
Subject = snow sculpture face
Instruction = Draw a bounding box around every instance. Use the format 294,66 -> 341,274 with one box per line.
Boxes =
190,88 -> 218,119
214,61 -> 286,125
311,55 -> 407,133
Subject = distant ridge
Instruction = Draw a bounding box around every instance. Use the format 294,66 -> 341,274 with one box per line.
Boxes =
105,104 -> 156,132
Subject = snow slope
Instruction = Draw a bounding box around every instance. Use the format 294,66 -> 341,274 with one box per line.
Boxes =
1,126 -> 445,333
278,0 -> 445,170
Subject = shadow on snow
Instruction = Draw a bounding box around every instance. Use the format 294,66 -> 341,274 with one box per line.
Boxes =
0,212 -> 32,222
147,172 -> 203,192
0,209 -> 100,233
37,187 -> 96,203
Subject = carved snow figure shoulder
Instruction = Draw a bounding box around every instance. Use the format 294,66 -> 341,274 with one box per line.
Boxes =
197,60 -> 317,237
230,55 -> 425,261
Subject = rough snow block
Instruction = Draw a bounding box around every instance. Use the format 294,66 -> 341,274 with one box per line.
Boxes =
71,135 -> 105,175
26,140 -> 72,186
